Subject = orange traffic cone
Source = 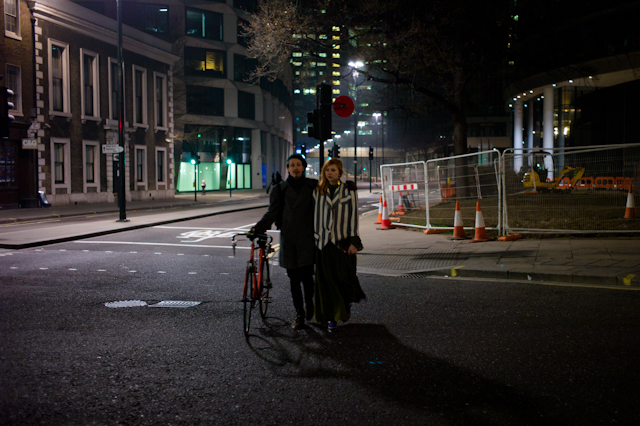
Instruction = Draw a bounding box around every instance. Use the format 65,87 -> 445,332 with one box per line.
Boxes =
374,196 -> 383,224
451,200 -> 466,239
624,186 -> 636,219
396,192 -> 405,215
379,199 -> 394,230
470,200 -> 489,242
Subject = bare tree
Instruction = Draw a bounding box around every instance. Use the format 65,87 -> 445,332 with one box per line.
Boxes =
244,0 -> 509,161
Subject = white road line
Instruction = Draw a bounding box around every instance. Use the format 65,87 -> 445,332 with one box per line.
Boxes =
73,241 -> 250,249
154,224 -> 256,230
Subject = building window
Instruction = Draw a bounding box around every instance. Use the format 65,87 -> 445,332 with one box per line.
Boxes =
82,141 -> 100,192
237,18 -> 249,47
5,64 -> 21,116
156,148 -> 166,183
54,143 -> 64,183
124,4 -> 169,35
81,49 -> 99,118
109,58 -> 121,121
145,5 -> 169,34
133,66 -> 147,126
185,47 -> 226,78
85,145 -> 95,183
186,85 -> 224,116
154,72 -> 167,129
51,139 -> 71,194
4,0 -> 19,38
49,41 -> 70,114
237,90 -> 255,120
186,8 -> 223,41
135,147 -> 146,184
234,54 -> 257,82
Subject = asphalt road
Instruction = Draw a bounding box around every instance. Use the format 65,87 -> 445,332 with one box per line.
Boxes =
1,211 -> 639,425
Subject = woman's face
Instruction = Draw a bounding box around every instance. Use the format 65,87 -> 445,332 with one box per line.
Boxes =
324,165 -> 340,183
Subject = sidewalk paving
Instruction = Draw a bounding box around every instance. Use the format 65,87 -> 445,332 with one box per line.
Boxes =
1,187 -> 639,288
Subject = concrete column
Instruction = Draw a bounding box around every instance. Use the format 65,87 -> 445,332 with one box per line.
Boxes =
513,99 -> 524,172
557,87 -> 565,170
527,101 -> 534,166
543,86 -> 554,179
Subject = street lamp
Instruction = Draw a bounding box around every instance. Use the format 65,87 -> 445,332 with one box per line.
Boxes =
372,112 -> 381,181
348,61 -> 363,182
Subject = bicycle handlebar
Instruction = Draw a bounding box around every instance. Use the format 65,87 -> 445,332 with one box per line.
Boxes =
231,232 -> 273,257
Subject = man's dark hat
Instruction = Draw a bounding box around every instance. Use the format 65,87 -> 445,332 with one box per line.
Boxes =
286,153 -> 307,168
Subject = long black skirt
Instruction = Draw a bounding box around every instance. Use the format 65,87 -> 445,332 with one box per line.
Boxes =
314,242 -> 366,323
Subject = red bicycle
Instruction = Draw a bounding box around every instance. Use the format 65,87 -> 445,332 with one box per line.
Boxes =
232,233 -> 273,336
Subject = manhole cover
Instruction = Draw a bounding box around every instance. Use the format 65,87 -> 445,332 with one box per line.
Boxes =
148,300 -> 202,308
105,300 -> 148,308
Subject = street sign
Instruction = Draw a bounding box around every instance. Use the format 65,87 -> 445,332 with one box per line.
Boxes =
333,95 -> 355,118
102,144 -> 124,154
22,138 -> 38,149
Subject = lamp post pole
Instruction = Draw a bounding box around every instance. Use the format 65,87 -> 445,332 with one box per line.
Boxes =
353,74 -> 358,183
116,0 -> 127,222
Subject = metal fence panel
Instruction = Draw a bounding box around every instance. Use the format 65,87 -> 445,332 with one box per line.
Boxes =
502,143 -> 640,234
380,162 -> 427,224
425,150 -> 501,232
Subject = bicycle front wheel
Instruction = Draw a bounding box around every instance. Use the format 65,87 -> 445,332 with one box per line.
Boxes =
259,256 -> 271,319
243,263 -> 255,336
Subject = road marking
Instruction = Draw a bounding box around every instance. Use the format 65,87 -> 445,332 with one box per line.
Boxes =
68,268 -> 77,271
154,224 -> 255,230
73,241 -> 250,250
427,275 -> 640,291
158,271 -> 166,274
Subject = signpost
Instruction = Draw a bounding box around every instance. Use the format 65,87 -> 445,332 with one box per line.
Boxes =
102,145 -> 124,154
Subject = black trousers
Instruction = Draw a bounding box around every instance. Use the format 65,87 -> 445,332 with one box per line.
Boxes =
286,265 -> 314,318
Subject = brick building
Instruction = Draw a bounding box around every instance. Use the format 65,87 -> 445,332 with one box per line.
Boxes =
2,0 -> 178,208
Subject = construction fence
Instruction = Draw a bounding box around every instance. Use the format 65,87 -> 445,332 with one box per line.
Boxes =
380,143 -> 640,235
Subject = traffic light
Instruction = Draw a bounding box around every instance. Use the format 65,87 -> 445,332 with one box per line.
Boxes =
334,145 -> 340,158
307,110 -> 320,140
190,152 -> 200,165
318,83 -> 332,141
369,146 -> 374,160
301,144 -> 306,154
1,87 -> 15,139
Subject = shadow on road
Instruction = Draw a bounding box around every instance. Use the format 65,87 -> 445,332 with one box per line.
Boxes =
246,321 -> 568,425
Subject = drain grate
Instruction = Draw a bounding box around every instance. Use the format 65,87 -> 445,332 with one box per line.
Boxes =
148,300 -> 202,308
105,300 -> 148,308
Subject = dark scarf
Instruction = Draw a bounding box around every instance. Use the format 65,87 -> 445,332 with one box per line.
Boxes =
287,175 -> 305,193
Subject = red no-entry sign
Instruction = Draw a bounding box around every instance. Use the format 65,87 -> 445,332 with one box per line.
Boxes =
333,95 -> 355,118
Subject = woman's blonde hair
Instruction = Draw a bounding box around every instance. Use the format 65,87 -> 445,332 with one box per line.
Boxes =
317,158 -> 344,195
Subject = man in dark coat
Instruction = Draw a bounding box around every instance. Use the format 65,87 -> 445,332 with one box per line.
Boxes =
253,154 -> 317,329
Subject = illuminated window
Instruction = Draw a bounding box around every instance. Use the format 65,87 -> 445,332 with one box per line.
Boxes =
332,80 -> 340,86
185,47 -> 226,77
332,71 -> 340,76
319,52 -> 327,57
332,63 -> 340,68
332,53 -> 340,58
333,44 -> 340,49
332,35 -> 340,40
292,61 -> 302,66
332,89 -> 340,95
319,34 -> 328,39
292,52 -> 302,57
332,26 -> 340,32
317,62 -> 326,67
294,89 -> 300,94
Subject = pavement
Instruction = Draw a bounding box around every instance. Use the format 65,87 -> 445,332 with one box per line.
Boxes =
1,186 -> 639,288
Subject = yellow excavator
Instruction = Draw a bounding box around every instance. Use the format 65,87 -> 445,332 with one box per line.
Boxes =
523,165 -> 585,190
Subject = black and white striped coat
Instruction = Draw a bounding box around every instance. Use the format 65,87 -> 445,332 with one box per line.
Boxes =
313,182 -> 359,250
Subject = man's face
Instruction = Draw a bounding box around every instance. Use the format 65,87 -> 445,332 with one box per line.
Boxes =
287,159 -> 304,179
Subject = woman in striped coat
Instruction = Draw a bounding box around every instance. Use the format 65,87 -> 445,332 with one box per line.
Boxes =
313,159 -> 366,331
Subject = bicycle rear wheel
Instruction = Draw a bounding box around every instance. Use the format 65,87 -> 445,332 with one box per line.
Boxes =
259,256 -> 271,319
243,262 -> 255,336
